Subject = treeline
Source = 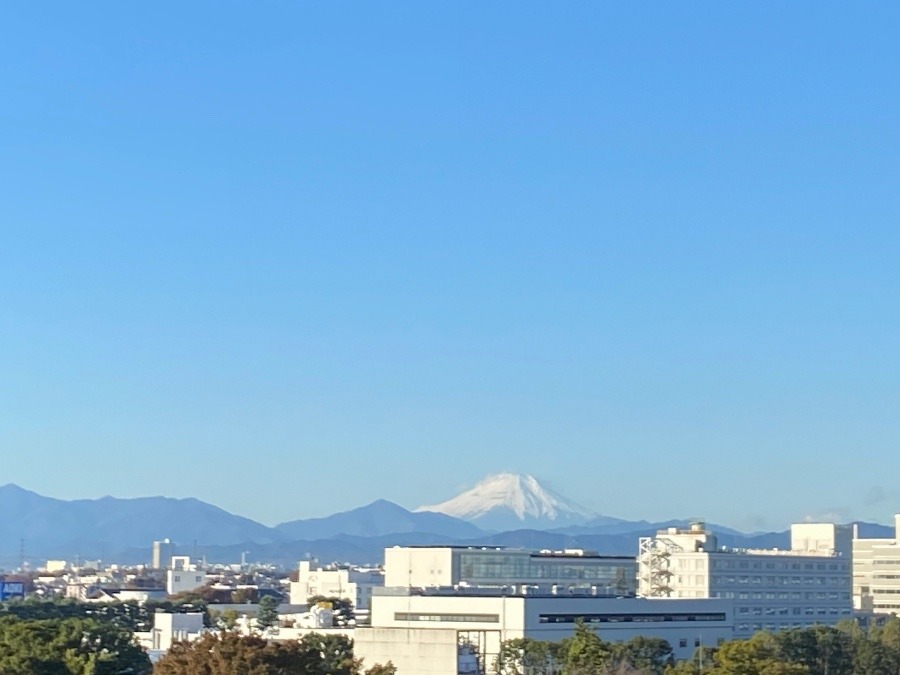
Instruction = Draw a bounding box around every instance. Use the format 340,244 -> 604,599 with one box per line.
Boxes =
669,618 -> 900,675
155,632 -> 395,675
496,621 -> 674,674
0,600 -> 395,675
0,615 -> 152,674
0,596 -> 210,631
497,617 -> 900,675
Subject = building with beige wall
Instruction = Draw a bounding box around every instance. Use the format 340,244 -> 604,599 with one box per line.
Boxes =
853,514 -> 900,614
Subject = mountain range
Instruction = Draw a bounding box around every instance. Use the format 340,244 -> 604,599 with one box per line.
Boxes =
0,476 -> 892,568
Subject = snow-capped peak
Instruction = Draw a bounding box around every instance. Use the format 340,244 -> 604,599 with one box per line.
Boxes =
415,473 -> 595,529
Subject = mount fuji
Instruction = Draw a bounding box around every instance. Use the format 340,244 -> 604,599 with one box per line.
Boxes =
415,473 -> 600,531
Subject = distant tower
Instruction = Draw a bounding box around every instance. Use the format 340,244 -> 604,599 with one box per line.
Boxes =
152,539 -> 175,569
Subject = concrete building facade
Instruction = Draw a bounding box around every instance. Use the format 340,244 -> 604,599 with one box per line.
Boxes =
289,560 -> 384,610
384,546 -> 636,596
166,557 -> 206,596
853,514 -> 900,614
355,592 -> 733,674
638,523 -> 852,638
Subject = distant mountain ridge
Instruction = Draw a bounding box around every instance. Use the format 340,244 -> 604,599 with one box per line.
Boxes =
0,481 -> 894,568
275,499 -> 483,540
0,483 -> 280,563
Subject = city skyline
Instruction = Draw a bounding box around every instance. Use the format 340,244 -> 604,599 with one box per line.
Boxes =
3,3 -> 900,530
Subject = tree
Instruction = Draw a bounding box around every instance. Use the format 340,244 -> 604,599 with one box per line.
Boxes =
613,635 -> 674,674
256,595 -> 279,630
156,631 -> 314,675
710,633 -> 809,675
209,608 -> 239,631
774,626 -> 854,675
364,662 -> 397,675
559,620 -> 615,674
496,637 -> 562,674
298,632 -> 360,675
0,615 -> 152,675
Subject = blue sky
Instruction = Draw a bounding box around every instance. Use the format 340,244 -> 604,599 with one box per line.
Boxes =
2,2 -> 899,530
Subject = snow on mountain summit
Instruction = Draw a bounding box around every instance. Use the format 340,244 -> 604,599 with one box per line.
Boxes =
415,473 -> 596,529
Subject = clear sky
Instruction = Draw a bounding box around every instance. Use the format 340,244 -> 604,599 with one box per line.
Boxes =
2,2 -> 899,531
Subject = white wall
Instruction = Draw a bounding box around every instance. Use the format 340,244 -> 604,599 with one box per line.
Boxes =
290,561 -> 384,609
367,593 -> 733,669
166,569 -> 206,595
853,519 -> 900,614
136,612 -> 205,652
384,548 -> 455,588
356,627 -> 461,675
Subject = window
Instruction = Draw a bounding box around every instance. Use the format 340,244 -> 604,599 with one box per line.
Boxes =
679,639 -> 687,648
538,612 -> 727,624
395,613 -> 499,623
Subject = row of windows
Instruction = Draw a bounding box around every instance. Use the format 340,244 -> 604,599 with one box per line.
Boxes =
713,560 -> 847,572
712,575 -> 848,586
736,621 -> 844,633
711,591 -> 850,601
737,607 -> 846,616
538,613 -> 727,624
394,613 -> 499,623
459,553 -> 633,584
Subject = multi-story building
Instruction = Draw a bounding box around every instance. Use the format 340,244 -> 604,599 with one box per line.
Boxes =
356,591 -> 733,674
353,544 -> 732,675
152,539 -> 174,570
852,514 -> 900,614
638,522 -> 852,638
166,556 -> 206,596
289,560 -> 384,610
384,546 -> 636,596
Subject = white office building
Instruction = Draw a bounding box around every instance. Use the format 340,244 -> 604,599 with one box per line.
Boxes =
852,514 -> 900,614
384,546 -> 636,596
289,560 -> 384,610
351,544 -> 732,674
355,590 -> 732,674
638,522 -> 852,638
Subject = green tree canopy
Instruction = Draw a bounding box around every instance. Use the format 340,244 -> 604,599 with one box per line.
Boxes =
256,595 -> 279,630
0,615 -> 151,675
